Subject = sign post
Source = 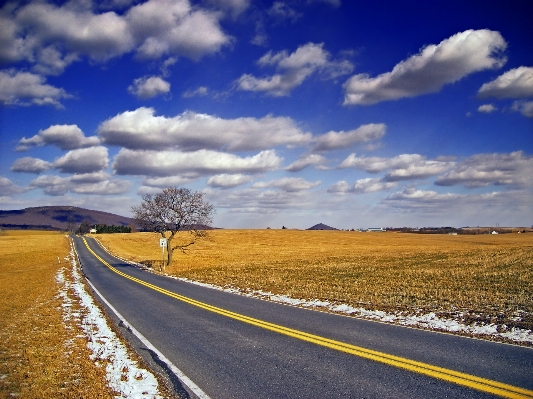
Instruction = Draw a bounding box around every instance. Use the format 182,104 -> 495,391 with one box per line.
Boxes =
160,238 -> 167,271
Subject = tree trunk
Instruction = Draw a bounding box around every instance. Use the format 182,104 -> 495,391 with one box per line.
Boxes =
166,242 -> 173,268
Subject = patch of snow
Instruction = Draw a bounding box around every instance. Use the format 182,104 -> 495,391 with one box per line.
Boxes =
95,240 -> 533,345
57,240 -> 163,398
176,277 -> 533,345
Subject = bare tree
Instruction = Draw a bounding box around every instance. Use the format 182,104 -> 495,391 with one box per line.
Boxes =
132,187 -> 214,270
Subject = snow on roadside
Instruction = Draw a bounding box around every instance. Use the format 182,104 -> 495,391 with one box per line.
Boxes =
94,239 -> 533,345
175,277 -> 533,345
56,240 -> 164,399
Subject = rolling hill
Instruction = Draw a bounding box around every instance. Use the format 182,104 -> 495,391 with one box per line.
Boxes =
0,206 -> 134,231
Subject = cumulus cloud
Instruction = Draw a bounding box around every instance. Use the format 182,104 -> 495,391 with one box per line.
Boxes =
477,66 -> 533,99
327,178 -> 396,194
268,2 -> 302,22
285,154 -> 327,172
113,148 -> 282,177
252,177 -> 321,192
339,153 -> 454,181
52,147 -> 109,174
236,42 -> 354,96
16,125 -> 99,151
217,186 -> 317,212
207,174 -> 253,188
0,69 -> 72,108
71,180 -> 131,195
343,29 -> 507,105
128,76 -> 170,99
477,104 -> 497,113
182,86 -> 209,98
312,123 -> 386,152
143,176 -> 198,188
327,180 -> 350,194
204,0 -> 250,18
29,173 -> 130,196
98,107 -> 311,151
382,187 -> 529,216
0,176 -> 27,197
0,0 -> 231,75
511,100 -> 533,118
11,157 -> 52,173
435,151 -> 533,189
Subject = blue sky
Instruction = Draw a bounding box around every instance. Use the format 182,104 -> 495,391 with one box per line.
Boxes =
1,0 -> 532,229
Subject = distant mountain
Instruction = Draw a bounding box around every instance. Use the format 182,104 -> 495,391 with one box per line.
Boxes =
307,223 -> 338,230
0,206 -> 134,231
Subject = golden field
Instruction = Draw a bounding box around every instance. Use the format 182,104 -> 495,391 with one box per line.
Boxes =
0,230 -> 115,398
97,230 -> 533,332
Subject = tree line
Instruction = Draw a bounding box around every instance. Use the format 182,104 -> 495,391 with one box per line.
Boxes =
77,222 -> 132,234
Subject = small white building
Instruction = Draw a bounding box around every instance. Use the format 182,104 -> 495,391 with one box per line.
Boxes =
367,228 -> 385,232
491,231 -> 499,235
89,228 -> 97,234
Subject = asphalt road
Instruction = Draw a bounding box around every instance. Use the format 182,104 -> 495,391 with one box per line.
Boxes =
72,236 -> 533,399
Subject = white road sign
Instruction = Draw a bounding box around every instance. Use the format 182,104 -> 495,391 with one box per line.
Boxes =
160,238 -> 167,247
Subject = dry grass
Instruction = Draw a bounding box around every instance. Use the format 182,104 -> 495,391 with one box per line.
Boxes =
97,230 -> 533,331
0,230 -> 114,398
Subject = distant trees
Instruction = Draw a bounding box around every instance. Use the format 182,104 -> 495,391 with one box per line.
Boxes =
95,224 -> 131,234
131,187 -> 215,269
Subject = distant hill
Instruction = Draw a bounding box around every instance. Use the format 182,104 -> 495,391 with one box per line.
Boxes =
307,223 -> 338,230
0,206 -> 134,231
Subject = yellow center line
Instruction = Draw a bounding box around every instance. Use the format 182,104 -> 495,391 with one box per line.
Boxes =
81,237 -> 533,399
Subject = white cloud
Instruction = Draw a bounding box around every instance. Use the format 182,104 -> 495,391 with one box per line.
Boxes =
435,151 -> 533,189
53,147 -> 109,174
252,177 -> 321,192
312,123 -> 386,152
29,175 -> 71,196
70,171 -> 111,183
71,180 -> 131,195
339,153 -> 454,181
207,174 -> 253,188
0,69 -> 72,108
217,186 -> 318,212
511,100 -> 533,118
477,104 -> 497,113
268,2 -> 302,22
98,107 -> 311,151
236,42 -> 353,96
285,154 -> 327,172
113,148 -> 282,177
143,176 -> 197,188
478,66 -> 533,99
0,176 -> 27,197
204,0 -> 250,18
343,29 -> 507,105
29,173 -> 130,196
352,178 -> 397,193
182,86 -> 209,98
128,0 -> 231,60
327,178 -> 396,194
128,76 -> 170,99
327,181 -> 350,194
382,187 -> 531,219
10,157 -> 52,173
16,125 -> 99,151
0,0 -> 231,76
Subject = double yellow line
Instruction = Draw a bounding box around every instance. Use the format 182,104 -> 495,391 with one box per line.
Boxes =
82,238 -> 533,399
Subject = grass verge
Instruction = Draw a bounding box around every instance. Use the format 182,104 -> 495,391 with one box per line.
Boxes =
0,230 -> 114,398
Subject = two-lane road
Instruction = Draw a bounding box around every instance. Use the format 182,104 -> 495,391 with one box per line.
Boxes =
73,236 -> 533,398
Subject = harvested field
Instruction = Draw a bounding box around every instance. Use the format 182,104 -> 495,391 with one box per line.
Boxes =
0,230 -> 114,398
96,230 -> 533,334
